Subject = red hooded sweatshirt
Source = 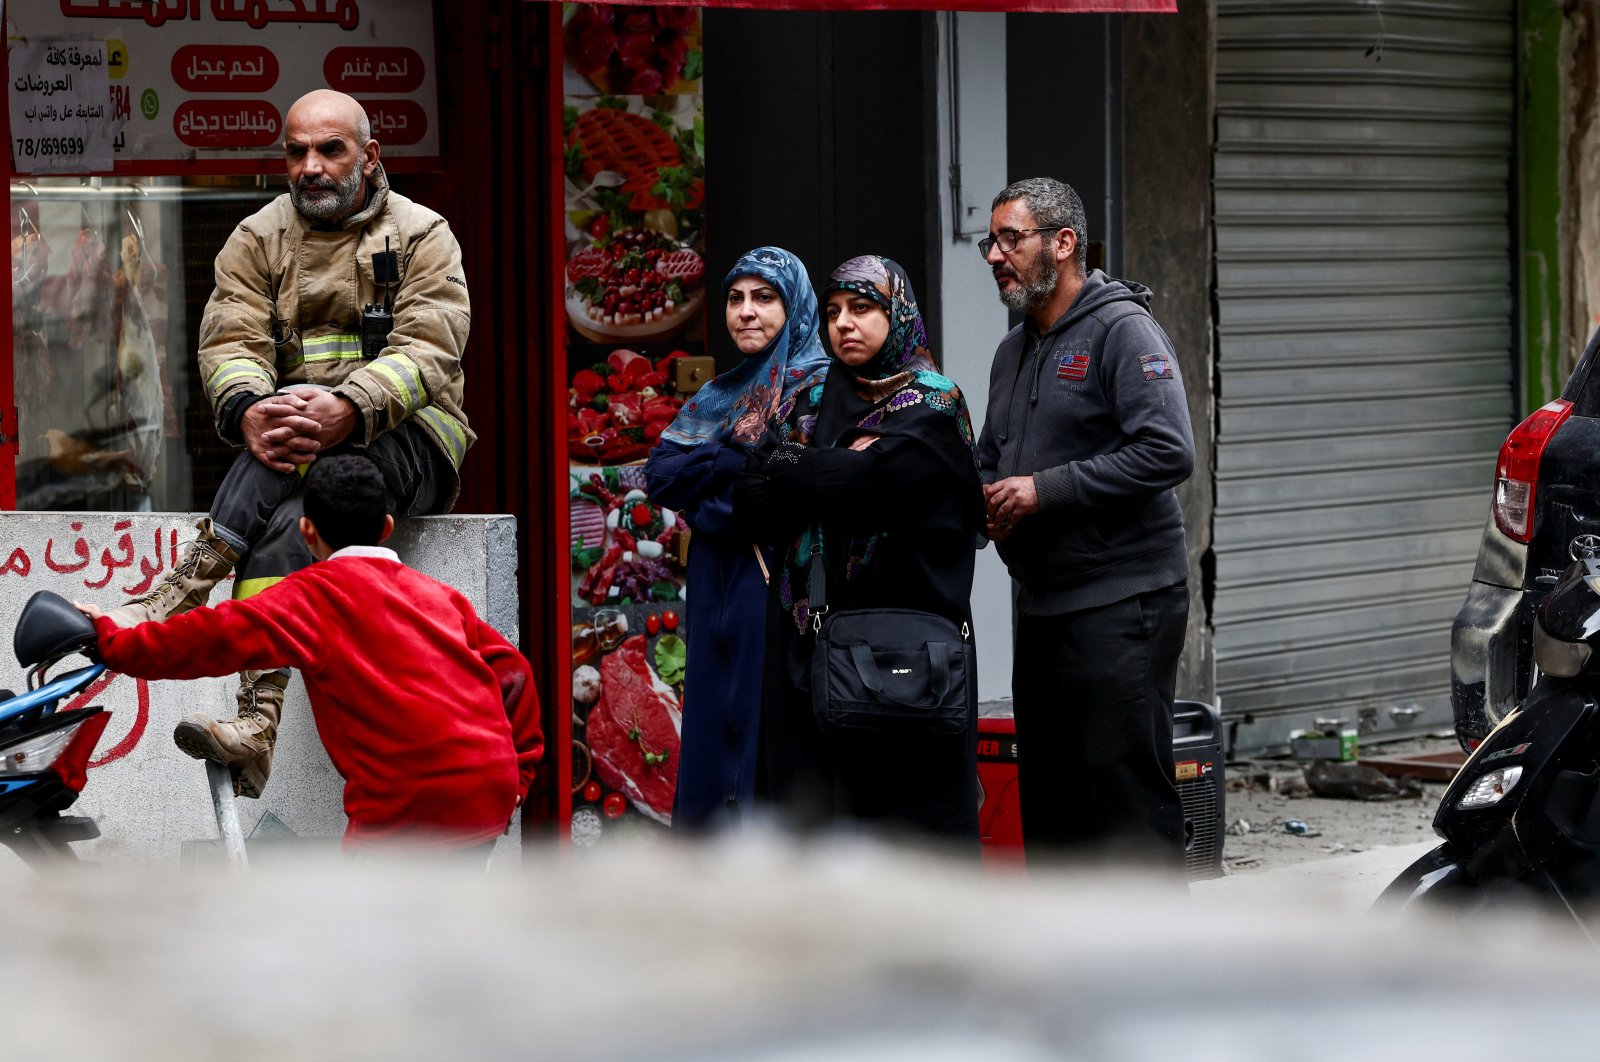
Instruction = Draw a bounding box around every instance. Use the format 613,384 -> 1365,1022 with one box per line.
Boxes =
95,546 -> 543,849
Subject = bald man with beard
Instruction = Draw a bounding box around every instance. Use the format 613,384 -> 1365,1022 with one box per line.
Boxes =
101,89 -> 477,800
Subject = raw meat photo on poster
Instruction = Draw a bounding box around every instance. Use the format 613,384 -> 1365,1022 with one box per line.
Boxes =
563,217 -> 707,347
569,615 -> 684,844
569,479 -> 687,844
564,95 -> 706,346
566,340 -> 699,466
569,463 -> 687,610
562,3 -> 703,96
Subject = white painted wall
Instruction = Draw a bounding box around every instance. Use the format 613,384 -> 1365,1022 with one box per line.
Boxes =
936,12 -> 1013,703
0,512 -> 521,867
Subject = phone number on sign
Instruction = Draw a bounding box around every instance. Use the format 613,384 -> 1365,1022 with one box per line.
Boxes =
12,136 -> 86,159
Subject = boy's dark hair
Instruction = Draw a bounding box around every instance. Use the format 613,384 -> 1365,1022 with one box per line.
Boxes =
303,454 -> 389,550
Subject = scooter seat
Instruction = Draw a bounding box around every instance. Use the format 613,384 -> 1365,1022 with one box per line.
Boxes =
14,591 -> 96,669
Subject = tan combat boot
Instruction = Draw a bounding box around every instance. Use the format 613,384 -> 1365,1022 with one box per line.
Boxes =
104,518 -> 240,629
172,669 -> 287,799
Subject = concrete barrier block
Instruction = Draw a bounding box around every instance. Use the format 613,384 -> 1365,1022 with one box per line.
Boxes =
0,511 -> 520,868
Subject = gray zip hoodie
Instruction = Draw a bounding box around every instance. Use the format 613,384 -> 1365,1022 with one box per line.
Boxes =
977,270 -> 1194,615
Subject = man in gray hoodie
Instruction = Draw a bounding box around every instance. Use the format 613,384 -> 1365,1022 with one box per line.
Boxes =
978,177 -> 1194,867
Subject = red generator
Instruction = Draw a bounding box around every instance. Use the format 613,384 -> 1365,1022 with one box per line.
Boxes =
976,712 -> 1025,864
976,700 -> 1226,880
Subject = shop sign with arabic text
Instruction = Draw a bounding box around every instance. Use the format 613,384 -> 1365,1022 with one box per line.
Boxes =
528,0 -> 1176,10
6,0 -> 439,174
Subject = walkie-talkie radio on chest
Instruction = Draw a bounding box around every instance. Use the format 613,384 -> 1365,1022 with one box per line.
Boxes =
362,238 -> 400,359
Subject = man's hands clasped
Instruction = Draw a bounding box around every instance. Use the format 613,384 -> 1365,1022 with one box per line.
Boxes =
241,387 -> 360,473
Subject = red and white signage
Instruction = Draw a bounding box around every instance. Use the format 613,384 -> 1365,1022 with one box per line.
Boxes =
529,0 -> 1176,10
6,0 -> 440,174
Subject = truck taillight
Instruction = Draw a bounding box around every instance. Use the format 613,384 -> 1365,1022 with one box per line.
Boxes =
1494,399 -> 1574,543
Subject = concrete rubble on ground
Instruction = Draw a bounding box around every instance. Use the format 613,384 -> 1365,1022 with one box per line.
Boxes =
1219,735 -> 1456,875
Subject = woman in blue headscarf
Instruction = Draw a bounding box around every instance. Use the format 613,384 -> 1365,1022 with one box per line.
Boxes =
645,246 -> 829,832
735,255 -> 983,845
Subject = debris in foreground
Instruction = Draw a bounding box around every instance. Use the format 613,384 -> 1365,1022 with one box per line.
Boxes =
1304,760 -> 1424,801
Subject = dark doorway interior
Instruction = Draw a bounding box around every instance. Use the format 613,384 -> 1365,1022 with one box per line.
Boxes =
703,9 -> 938,367
1006,13 -> 1122,276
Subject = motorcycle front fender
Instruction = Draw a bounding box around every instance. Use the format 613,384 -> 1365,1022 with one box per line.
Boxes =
1372,844 -> 1472,914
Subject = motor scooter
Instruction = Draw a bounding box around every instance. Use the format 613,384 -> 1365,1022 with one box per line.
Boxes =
0,590 -> 110,868
1378,536 -> 1600,927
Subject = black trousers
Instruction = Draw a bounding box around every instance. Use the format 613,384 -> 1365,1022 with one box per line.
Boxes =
211,418 -> 451,596
1012,584 -> 1189,866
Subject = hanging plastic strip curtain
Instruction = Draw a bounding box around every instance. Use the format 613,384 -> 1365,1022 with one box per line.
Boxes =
530,1 -> 1177,11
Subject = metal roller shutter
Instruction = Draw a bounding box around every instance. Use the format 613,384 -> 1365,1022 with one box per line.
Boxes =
1212,0 -> 1516,750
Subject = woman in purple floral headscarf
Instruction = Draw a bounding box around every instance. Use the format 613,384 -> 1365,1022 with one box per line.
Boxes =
735,255 -> 983,844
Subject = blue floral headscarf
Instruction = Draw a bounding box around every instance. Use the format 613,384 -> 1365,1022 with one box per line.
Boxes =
658,246 -> 830,448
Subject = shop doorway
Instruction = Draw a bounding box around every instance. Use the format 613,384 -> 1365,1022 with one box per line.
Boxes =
702,8 -> 938,367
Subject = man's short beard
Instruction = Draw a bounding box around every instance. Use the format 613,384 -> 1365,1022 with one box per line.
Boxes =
997,249 -> 1059,312
291,162 -> 365,222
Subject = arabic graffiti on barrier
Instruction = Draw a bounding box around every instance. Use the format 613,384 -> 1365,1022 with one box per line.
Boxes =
3,520 -> 174,588
66,669 -> 151,769
0,519 -> 205,769
60,0 -> 361,32
171,44 -> 278,92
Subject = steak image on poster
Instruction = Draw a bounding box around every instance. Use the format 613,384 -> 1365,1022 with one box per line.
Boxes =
586,634 -> 682,824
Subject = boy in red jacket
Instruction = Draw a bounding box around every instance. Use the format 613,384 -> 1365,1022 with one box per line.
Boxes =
81,454 -> 543,853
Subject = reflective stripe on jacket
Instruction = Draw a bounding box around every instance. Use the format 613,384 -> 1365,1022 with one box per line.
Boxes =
198,163 -> 474,497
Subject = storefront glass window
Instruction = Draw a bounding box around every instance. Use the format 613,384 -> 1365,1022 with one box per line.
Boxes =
9,176 -> 282,512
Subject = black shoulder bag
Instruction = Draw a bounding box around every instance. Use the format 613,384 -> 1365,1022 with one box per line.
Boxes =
806,534 -> 974,735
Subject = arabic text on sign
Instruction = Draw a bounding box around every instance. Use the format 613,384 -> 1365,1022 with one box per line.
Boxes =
324,46 -> 426,93
356,98 -> 426,147
12,73 -> 75,97
44,45 -> 105,71
171,44 -> 280,92
173,99 -> 282,147
59,0 -> 361,30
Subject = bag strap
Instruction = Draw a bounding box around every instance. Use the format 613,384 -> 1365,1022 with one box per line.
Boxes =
927,641 -> 952,699
807,531 -> 829,632
847,640 -> 953,709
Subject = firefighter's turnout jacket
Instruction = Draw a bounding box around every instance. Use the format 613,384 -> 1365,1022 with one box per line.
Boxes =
199,162 -> 473,502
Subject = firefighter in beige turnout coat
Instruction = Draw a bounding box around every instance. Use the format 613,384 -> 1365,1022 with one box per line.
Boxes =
105,89 -> 473,799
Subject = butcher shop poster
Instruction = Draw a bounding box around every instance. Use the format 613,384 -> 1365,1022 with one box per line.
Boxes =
6,0 -> 439,174
562,3 -> 704,844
